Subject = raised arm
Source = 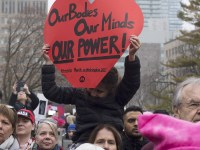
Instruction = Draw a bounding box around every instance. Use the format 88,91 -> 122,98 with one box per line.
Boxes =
116,35 -> 141,106
41,44 -> 76,105
8,82 -> 18,106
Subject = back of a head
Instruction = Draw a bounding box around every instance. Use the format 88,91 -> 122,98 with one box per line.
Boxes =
75,143 -> 104,150
67,115 -> 76,124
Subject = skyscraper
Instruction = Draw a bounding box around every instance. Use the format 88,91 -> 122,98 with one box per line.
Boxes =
0,0 -> 48,15
0,0 -> 48,74
136,0 -> 182,32
0,0 -> 48,61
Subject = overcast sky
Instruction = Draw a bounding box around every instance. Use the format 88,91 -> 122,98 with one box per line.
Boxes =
48,0 -> 190,11
47,0 -> 193,30
48,0 -> 55,11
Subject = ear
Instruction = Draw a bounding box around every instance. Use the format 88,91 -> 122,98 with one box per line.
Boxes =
173,106 -> 180,119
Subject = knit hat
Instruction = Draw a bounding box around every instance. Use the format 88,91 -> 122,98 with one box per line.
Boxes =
75,143 -> 104,150
67,124 -> 76,131
17,109 -> 35,124
138,114 -> 200,150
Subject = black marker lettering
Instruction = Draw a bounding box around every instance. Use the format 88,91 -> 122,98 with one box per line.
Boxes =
74,19 -> 99,36
102,12 -> 134,31
48,2 -> 98,26
52,41 -> 74,64
78,35 -> 120,58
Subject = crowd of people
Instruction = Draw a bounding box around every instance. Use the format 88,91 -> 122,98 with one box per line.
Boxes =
0,34 -> 200,150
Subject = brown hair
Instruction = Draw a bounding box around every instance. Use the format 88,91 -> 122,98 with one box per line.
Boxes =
0,104 -> 17,133
88,124 -> 122,150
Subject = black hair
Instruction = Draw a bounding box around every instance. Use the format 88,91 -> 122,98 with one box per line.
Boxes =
124,105 -> 143,116
100,67 -> 118,90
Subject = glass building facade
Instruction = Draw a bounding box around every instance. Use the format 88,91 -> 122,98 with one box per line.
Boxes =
135,0 -> 182,32
0,0 -> 48,15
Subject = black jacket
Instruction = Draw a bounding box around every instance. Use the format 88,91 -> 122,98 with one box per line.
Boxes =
9,92 -> 39,111
41,56 -> 140,143
121,132 -> 149,150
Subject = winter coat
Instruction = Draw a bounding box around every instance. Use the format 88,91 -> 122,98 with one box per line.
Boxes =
121,132 -> 149,150
42,56 -> 140,143
9,92 -> 39,111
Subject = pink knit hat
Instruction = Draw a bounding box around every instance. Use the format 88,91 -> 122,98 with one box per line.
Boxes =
138,114 -> 200,150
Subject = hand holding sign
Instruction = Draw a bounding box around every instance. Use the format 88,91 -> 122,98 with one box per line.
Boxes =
44,0 -> 144,88
128,35 -> 141,61
42,44 -> 52,65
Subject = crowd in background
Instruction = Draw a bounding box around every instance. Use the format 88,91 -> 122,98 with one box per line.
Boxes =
0,34 -> 200,150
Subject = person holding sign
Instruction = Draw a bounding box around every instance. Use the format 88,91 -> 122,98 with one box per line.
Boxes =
41,35 -> 141,148
9,82 -> 39,111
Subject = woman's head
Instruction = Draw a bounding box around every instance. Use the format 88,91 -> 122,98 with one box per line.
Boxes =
16,109 -> 35,137
15,82 -> 29,103
89,124 -> 122,150
17,91 -> 28,102
35,118 -> 58,150
0,104 -> 17,144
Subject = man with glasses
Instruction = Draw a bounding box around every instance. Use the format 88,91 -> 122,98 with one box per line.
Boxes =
173,77 -> 200,123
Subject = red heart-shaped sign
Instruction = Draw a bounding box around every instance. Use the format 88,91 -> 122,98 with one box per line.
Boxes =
44,0 -> 143,88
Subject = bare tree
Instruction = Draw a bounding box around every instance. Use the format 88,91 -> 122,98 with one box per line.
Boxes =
0,14 -> 45,103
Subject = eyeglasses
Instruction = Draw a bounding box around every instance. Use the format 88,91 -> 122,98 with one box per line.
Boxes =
180,102 -> 200,110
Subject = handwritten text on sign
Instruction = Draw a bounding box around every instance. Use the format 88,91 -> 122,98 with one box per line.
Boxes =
44,0 -> 144,88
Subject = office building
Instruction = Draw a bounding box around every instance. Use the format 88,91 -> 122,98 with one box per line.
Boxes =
136,0 -> 182,32
0,0 -> 48,60
0,0 -> 48,15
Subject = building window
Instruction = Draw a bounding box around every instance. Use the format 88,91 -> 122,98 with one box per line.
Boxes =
2,1 -> 4,13
21,2 -> 24,13
12,1 -> 15,13
44,2 -> 47,14
9,1 -> 12,14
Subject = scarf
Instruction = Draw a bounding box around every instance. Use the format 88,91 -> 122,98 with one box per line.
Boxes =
0,135 -> 15,150
32,143 -> 62,150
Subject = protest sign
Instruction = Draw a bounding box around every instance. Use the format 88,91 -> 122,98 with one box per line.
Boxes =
44,0 -> 144,88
